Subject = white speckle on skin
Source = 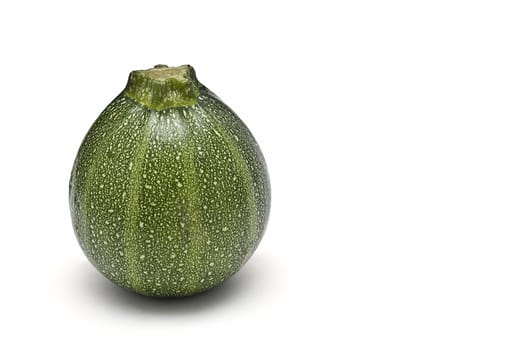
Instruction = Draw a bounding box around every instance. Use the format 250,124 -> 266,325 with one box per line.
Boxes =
140,254 -> 145,260
209,262 -> 214,266
139,221 -> 144,228
145,184 -> 152,189
222,227 -> 228,231
108,209 -> 114,213
176,181 -> 182,188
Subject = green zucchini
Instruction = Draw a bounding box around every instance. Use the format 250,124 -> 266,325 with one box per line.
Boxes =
69,65 -> 270,297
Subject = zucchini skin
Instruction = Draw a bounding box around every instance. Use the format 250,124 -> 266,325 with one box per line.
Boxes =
69,81 -> 270,297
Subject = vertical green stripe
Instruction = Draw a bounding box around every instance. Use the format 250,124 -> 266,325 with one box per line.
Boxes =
124,109 -> 154,291
81,100 -> 127,262
198,104 -> 258,261
181,107 -> 205,293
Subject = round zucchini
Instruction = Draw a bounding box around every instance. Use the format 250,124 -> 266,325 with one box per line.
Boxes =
69,65 -> 270,297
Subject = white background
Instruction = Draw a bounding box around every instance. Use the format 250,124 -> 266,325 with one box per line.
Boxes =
1,0 -> 522,349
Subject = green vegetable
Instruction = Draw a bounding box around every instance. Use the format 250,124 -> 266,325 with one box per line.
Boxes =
69,65 -> 270,297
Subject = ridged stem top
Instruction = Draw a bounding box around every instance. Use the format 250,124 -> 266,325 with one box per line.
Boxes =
123,64 -> 200,111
